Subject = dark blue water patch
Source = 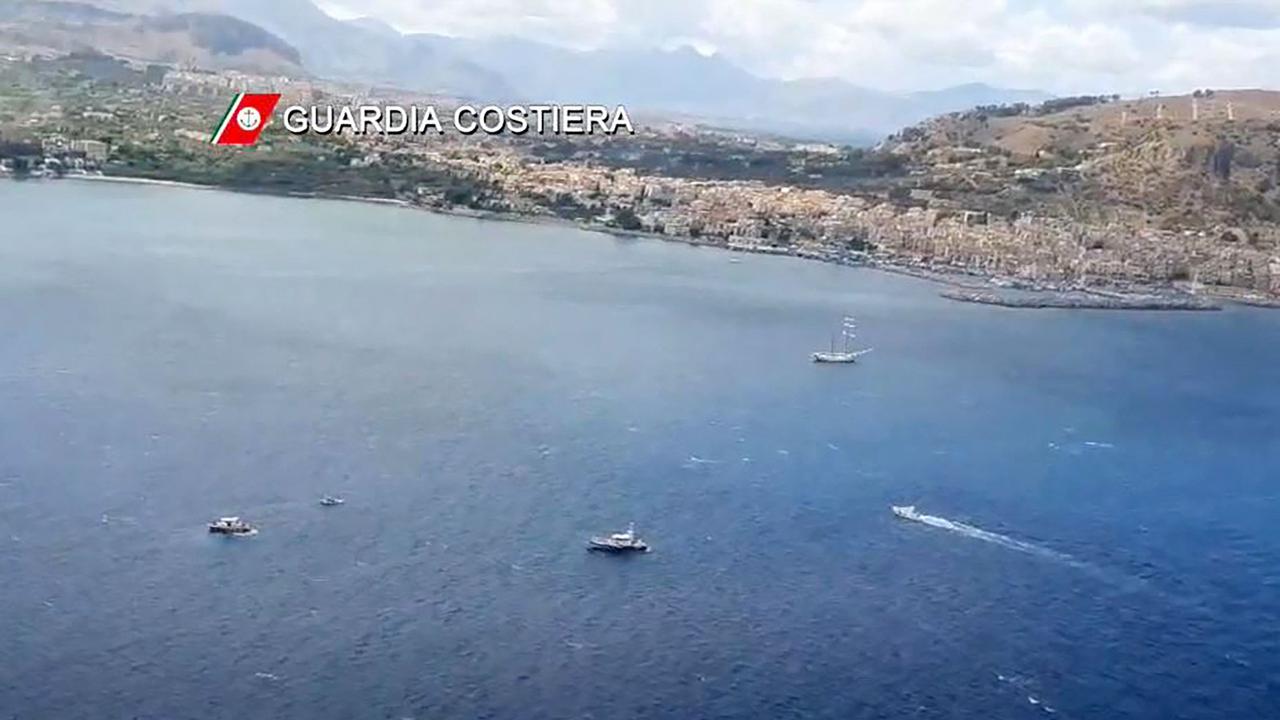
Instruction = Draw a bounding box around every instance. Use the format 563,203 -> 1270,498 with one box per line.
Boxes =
1,181 -> 1279,719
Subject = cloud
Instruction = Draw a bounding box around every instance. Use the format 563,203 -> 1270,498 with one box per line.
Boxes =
314,0 -> 1280,94
1136,0 -> 1280,29
320,0 -> 620,48
997,21 -> 1142,77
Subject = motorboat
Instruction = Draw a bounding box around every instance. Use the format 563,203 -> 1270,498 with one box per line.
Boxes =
891,505 -> 923,521
208,516 -> 257,535
587,522 -> 649,553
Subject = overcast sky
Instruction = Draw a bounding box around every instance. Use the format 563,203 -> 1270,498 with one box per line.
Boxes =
314,0 -> 1280,94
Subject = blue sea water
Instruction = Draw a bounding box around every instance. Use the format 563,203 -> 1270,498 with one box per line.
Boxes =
1,180 -> 1279,720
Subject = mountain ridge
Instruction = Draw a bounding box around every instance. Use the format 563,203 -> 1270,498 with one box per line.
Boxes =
0,0 -> 303,73
19,0 -> 1053,142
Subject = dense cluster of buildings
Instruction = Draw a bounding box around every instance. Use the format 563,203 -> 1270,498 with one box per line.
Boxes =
0,134 -> 109,176
420,150 -> 1280,295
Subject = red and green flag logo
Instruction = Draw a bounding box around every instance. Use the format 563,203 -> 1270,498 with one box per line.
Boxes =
211,93 -> 282,146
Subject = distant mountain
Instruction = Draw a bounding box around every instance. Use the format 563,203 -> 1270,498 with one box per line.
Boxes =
89,0 -> 515,97
62,0 -> 1053,143
344,16 -> 400,40
142,12 -> 300,64
0,1 -> 302,73
406,37 -> 1050,141
441,39 -> 765,109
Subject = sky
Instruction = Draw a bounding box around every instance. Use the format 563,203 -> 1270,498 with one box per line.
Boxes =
313,0 -> 1280,94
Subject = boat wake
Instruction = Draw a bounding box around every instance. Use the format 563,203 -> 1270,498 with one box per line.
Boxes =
894,506 -> 1170,601
899,506 -> 1179,606
996,673 -> 1058,716
682,455 -> 722,470
895,507 -> 1082,568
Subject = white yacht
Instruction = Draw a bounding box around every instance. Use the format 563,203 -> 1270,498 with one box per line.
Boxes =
587,523 -> 649,553
208,516 -> 257,536
319,495 -> 345,507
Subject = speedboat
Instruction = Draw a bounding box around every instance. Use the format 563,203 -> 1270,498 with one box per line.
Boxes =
208,516 -> 257,535
319,495 -> 345,507
587,523 -> 649,553
891,505 -> 922,521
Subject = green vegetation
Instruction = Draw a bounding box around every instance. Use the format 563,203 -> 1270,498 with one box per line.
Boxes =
529,136 -> 906,191
108,139 -> 495,202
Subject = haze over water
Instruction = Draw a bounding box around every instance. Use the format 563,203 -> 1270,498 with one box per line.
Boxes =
2,181 -> 1279,720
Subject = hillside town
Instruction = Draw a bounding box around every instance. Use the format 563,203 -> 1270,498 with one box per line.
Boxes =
3,53 -> 1279,304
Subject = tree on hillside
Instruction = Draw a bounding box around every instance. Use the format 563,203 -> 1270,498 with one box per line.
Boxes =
1211,140 -> 1235,182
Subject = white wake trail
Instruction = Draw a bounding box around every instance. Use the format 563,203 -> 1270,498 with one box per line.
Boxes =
898,506 -> 1183,614
902,509 -> 1083,568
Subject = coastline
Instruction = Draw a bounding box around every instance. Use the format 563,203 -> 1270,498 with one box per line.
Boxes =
938,288 -> 1221,312
61,172 -> 413,207
30,173 -> 1275,311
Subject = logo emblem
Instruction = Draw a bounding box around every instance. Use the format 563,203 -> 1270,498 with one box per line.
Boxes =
211,93 -> 282,146
235,106 -> 262,132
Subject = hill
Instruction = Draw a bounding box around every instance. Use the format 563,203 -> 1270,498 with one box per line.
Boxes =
861,91 -> 1280,295
0,0 -> 301,74
886,91 -> 1280,232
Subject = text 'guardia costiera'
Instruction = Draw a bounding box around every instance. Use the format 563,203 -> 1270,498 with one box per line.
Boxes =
281,104 -> 635,136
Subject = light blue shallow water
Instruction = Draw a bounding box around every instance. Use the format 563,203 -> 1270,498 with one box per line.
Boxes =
1,180 -> 1278,720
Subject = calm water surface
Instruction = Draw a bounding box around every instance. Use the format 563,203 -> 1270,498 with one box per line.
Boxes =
1,180 -> 1279,719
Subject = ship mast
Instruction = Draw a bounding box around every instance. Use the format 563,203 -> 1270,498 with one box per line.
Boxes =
842,316 -> 857,353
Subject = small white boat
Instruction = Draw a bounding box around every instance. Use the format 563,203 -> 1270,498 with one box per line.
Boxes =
319,495 -> 345,507
587,522 -> 649,553
208,516 -> 257,535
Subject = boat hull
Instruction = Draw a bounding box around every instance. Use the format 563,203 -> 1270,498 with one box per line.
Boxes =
812,352 -> 859,363
208,526 -> 256,536
208,517 -> 257,535
587,540 -> 649,553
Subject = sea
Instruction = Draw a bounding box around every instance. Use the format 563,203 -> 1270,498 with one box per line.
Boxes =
1,180 -> 1278,720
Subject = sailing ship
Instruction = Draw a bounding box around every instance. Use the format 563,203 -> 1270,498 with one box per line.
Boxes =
812,315 -> 873,363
